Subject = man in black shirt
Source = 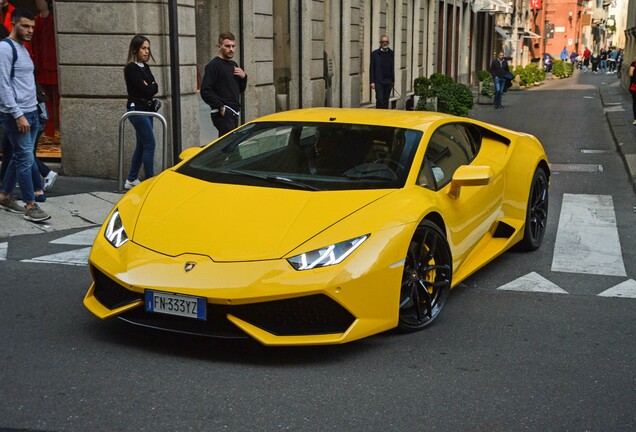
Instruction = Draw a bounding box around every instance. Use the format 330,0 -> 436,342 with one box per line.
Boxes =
370,35 -> 394,109
200,32 -> 247,137
489,51 -> 510,109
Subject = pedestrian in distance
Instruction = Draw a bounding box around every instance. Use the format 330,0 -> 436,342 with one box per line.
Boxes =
123,34 -> 159,190
370,35 -> 395,109
608,47 -> 618,73
200,31 -> 247,137
0,9 -> 50,222
629,57 -> 636,125
560,46 -> 569,62
489,51 -> 510,109
569,50 -> 578,67
544,53 -> 552,72
582,47 -> 591,72
600,47 -> 608,73
591,51 -> 600,74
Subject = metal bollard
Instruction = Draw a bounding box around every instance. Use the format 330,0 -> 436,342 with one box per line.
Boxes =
118,111 -> 169,192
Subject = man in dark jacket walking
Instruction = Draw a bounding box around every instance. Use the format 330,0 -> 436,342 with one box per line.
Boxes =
201,31 -> 247,137
489,51 -> 510,109
369,35 -> 394,109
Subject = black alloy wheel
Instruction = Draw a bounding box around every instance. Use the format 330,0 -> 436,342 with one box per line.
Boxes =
398,220 -> 452,332
517,167 -> 549,251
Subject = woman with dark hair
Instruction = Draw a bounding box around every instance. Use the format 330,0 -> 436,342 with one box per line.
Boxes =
123,34 -> 159,190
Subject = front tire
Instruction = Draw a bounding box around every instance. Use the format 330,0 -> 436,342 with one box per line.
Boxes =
398,220 -> 452,332
517,167 -> 549,251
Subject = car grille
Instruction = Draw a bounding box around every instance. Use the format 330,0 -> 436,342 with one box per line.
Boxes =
92,266 -> 143,309
120,294 -> 355,339
231,295 -> 355,336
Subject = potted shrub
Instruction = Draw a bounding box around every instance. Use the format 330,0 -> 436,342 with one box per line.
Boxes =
414,74 -> 473,116
414,76 -> 437,111
477,70 -> 494,104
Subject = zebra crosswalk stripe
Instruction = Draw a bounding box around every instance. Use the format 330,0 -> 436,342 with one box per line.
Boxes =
597,279 -> 636,298
551,194 -> 626,277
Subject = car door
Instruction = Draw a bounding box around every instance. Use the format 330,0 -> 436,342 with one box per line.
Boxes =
417,123 -> 504,269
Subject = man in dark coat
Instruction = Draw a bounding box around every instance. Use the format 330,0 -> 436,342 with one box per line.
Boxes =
489,51 -> 510,109
369,35 -> 394,109
200,31 -> 247,137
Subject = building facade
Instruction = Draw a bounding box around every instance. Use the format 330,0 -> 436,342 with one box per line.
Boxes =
623,0 -> 636,90
50,0 -> 522,179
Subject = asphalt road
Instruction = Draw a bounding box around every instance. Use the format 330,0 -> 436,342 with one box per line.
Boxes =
1,71 -> 635,431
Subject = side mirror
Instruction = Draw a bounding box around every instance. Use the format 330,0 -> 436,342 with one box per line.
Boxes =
448,165 -> 494,199
178,146 -> 203,162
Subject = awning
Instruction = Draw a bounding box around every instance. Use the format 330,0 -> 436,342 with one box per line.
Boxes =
472,0 -> 513,14
495,26 -> 512,41
523,30 -> 542,38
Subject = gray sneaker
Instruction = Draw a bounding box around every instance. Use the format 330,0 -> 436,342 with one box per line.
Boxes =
0,197 -> 25,213
24,204 -> 51,222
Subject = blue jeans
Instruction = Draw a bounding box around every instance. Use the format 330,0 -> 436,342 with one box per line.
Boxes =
0,132 -> 43,193
0,111 -> 41,203
494,77 -> 506,107
127,112 -> 156,181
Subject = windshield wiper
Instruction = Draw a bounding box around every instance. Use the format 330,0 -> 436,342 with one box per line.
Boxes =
223,170 -> 321,191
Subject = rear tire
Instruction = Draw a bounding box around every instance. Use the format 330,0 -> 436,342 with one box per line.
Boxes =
398,220 -> 452,332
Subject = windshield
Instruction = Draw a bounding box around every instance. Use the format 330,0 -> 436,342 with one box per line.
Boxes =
177,121 -> 422,191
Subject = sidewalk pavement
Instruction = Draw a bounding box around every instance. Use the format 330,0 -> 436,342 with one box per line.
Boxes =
1,79 -> 635,240
0,176 -> 120,239
599,80 -> 636,192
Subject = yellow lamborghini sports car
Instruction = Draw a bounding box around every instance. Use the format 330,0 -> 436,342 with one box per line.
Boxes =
84,108 -> 549,346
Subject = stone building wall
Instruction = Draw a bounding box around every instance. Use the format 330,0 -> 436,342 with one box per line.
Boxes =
55,0 -> 199,179
51,0 -> 508,180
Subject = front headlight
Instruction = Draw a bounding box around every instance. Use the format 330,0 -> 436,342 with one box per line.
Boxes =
287,235 -> 369,270
104,209 -> 129,248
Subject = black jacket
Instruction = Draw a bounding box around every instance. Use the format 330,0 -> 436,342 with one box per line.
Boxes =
124,62 -> 158,111
200,56 -> 248,111
370,48 -> 394,85
489,58 -> 510,79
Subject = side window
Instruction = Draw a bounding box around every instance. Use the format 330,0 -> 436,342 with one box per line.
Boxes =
418,124 -> 477,190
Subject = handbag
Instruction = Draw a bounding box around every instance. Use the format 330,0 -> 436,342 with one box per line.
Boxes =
138,98 -> 161,112
630,82 -> 636,94
504,71 -> 515,81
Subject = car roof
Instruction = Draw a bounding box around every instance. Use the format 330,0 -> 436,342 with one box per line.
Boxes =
251,107 -> 457,131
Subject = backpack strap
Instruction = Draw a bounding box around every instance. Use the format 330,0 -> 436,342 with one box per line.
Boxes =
1,37 -> 18,80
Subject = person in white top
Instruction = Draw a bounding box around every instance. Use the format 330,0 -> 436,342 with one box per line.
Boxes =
0,8 -> 50,222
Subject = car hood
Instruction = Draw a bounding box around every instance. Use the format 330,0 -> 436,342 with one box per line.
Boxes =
131,171 -> 393,261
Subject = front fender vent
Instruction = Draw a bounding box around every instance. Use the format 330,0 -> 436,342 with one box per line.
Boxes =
92,266 -> 143,309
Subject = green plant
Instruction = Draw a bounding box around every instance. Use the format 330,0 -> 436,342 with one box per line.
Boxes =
551,60 -> 573,78
414,74 -> 474,116
478,70 -> 491,82
479,74 -> 495,97
437,83 -> 474,116
429,73 -> 454,88
513,63 -> 546,86
513,65 -> 526,85
526,63 -> 546,83
414,76 -> 434,98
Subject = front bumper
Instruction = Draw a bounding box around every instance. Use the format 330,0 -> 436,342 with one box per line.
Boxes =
84,225 -> 410,345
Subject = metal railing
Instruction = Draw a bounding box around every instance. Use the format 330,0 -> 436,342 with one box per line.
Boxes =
118,111 -> 169,192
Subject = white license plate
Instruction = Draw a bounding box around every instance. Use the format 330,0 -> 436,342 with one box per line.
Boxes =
145,290 -> 207,320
